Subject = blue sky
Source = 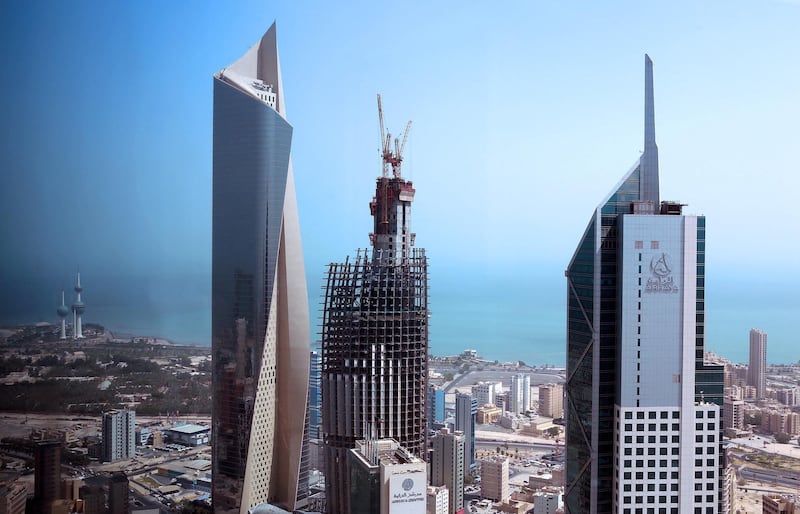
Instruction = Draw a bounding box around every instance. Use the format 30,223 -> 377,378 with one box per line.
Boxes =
1,1 -> 798,362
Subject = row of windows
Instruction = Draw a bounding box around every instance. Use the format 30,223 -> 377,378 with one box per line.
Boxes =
623,410 -> 680,420
622,509 -> 713,514
622,471 -> 677,480
623,434 -> 678,444
622,495 -> 715,505
623,423 -> 680,432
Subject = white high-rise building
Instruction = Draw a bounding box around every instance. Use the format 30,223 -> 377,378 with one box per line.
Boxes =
509,374 -> 530,414
426,486 -> 449,514
565,55 -> 725,514
748,329 -> 767,399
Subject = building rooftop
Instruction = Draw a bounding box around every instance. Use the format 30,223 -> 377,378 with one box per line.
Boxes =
167,424 -> 209,434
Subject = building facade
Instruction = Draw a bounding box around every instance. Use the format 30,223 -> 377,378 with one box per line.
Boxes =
480,456 -> 509,503
309,350 -> 322,440
34,441 -> 61,514
426,486 -> 449,514
509,375 -> 530,414
431,428 -> 464,514
748,329 -> 767,399
102,409 -> 135,462
538,383 -> 564,419
455,393 -> 477,472
321,99 -> 428,514
211,23 -> 310,514
564,55 -> 725,514
349,439 -> 427,514
108,472 -> 129,514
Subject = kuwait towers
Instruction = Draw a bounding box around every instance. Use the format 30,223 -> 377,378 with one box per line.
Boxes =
211,23 -> 310,514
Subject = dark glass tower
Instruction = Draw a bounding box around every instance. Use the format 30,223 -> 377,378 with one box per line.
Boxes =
564,56 -> 725,514
212,23 -> 310,514
321,100 -> 429,514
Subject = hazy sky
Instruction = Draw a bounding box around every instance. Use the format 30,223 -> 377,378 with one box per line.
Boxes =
1,1 -> 798,361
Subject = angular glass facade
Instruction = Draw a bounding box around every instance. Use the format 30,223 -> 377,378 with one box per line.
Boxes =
212,24 -> 310,514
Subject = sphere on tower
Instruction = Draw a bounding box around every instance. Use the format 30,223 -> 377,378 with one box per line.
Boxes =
57,294 -> 69,318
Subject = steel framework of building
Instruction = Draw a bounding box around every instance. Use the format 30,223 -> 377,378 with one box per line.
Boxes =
321,247 -> 429,514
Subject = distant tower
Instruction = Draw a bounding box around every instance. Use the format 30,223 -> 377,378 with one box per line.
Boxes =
34,440 -> 61,514
71,272 -> 85,339
748,328 -> 767,399
56,290 -> 69,340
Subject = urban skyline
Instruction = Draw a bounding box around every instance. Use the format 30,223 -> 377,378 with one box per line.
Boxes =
0,2 -> 797,367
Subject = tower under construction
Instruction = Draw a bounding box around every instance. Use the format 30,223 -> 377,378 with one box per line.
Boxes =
321,95 -> 429,514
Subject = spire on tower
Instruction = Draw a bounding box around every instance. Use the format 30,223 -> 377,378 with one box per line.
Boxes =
640,54 -> 660,206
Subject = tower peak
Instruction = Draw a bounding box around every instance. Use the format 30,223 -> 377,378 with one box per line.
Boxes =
640,54 -> 660,205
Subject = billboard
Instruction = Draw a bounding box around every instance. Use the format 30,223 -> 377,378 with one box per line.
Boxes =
388,470 -> 426,514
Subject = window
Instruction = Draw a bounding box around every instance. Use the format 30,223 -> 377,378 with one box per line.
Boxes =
696,411 -> 703,418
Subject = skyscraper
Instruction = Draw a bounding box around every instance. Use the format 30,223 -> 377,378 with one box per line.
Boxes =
509,374 -> 530,414
108,472 -> 129,514
430,428 -> 464,514
101,409 -> 135,462
212,23 -> 310,514
321,96 -> 428,514
748,328 -> 767,399
564,55 -> 724,514
454,393 -> 477,472
33,441 -> 60,514
309,350 -> 322,440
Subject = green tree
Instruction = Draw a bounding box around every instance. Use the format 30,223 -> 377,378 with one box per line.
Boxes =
775,432 -> 791,444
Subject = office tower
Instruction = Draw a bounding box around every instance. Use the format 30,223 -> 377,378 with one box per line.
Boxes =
509,374 -> 530,414
211,22 -> 310,514
71,272 -> 85,339
748,328 -> 767,399
309,350 -> 322,439
78,485 -> 104,514
102,409 -> 135,462
34,441 -> 61,513
539,383 -> 564,419
426,485 -> 449,514
321,96 -> 428,514
430,428 -> 464,514
454,394 -> 477,472
429,385 -> 446,428
564,55 -> 725,514
479,456 -> 509,503
108,472 -> 129,514
348,439 -> 427,514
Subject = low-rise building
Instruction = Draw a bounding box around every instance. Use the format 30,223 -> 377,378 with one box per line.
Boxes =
164,424 -> 210,446
763,494 -> 796,514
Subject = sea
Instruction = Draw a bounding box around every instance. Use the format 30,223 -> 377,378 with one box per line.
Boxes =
2,270 -> 797,366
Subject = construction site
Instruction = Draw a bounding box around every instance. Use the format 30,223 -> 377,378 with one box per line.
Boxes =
320,95 -> 429,514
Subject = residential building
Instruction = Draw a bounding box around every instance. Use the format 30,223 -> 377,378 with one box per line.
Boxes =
723,397 -> 745,432
0,475 -> 27,514
564,55 -> 725,514
102,409 -> 135,462
472,382 -> 501,407
480,456 -> 509,503
538,383 -> 564,418
78,485 -> 104,514
430,428 -> 464,514
211,22 -> 310,514
777,388 -> 797,407
749,329 -> 767,399
763,495 -> 796,514
426,485 -> 449,514
321,97 -> 428,514
349,439 -> 426,514
455,393 -> 477,471
533,493 -> 563,514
